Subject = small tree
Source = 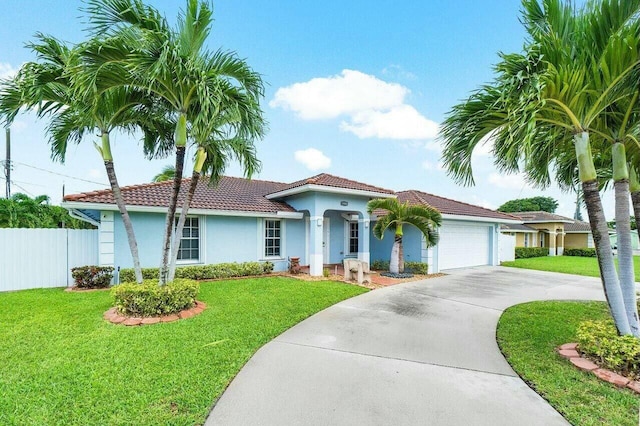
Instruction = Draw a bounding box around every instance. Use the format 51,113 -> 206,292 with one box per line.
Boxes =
367,198 -> 441,274
497,196 -> 559,213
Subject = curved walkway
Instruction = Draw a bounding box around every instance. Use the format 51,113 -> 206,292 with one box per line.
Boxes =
207,266 -> 605,425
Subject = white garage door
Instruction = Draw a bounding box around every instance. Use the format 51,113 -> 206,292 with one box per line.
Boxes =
438,223 -> 491,270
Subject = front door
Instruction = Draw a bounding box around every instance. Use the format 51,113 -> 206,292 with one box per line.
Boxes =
322,218 -> 330,264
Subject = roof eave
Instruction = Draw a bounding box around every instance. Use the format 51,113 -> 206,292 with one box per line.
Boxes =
61,201 -> 304,219
266,184 -> 396,200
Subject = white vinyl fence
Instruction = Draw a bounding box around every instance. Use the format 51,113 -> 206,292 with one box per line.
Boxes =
0,228 -> 98,292
499,233 -> 516,262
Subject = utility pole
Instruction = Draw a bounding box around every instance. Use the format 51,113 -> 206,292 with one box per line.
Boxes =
4,127 -> 10,199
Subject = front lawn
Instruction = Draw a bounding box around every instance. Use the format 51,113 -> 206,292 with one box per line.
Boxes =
497,301 -> 638,426
502,256 -> 640,281
0,277 -> 367,425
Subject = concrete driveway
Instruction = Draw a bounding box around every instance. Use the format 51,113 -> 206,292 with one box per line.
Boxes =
206,266 -> 606,426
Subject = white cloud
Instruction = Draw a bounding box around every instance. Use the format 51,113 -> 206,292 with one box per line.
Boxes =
340,105 -> 439,140
422,159 -> 444,171
88,168 -> 106,179
471,195 -> 496,210
270,69 -> 437,141
0,63 -> 18,79
488,172 -> 529,190
381,64 -> 417,80
474,133 -> 495,157
294,148 -> 331,171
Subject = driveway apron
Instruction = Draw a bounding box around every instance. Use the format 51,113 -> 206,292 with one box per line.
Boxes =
207,266 -> 606,426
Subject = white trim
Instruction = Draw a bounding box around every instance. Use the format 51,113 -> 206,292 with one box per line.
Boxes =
174,215 -> 203,265
343,220 -> 359,257
305,216 -> 310,265
68,209 -> 100,226
62,201 -> 303,219
371,212 -> 522,225
323,218 -> 330,263
520,219 -> 574,224
262,218 -> 285,260
564,231 -> 592,234
500,228 -> 537,233
265,184 -> 396,200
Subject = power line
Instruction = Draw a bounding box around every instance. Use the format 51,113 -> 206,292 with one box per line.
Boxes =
12,161 -> 109,186
0,176 -> 46,187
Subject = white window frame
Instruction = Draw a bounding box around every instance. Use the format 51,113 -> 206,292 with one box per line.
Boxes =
540,233 -> 545,247
263,219 -> 283,259
524,233 -> 530,248
348,221 -> 359,255
175,216 -> 202,264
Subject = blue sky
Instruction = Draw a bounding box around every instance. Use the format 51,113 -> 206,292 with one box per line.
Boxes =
0,0 -> 600,218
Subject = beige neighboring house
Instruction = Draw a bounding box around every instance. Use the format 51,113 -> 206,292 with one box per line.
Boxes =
500,211 -> 593,256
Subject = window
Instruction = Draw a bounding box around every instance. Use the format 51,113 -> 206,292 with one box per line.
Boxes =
265,220 -> 281,257
540,233 -> 545,247
349,221 -> 359,254
524,233 -> 530,248
176,217 -> 200,261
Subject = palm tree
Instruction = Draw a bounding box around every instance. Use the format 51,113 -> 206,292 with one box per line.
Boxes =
440,0 -> 640,335
152,165 -> 176,182
0,193 -> 49,228
84,0 -> 266,285
367,198 -> 441,274
0,35 -> 173,283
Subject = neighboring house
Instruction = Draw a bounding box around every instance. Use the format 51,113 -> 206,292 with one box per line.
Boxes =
500,211 -> 593,256
62,173 -> 521,276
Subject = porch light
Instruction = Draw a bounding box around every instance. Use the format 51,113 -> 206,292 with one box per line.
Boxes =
365,220 -> 369,228
317,218 -> 322,227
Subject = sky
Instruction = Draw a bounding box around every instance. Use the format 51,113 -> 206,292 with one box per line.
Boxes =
0,0 -> 604,218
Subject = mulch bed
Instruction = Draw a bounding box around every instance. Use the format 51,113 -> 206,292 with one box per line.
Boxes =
103,301 -> 207,326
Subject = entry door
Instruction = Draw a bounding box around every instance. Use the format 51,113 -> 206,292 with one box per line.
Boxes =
322,218 -> 330,264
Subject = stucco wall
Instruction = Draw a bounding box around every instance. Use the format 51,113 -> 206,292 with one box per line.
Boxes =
369,224 -> 422,264
112,211 -> 304,272
564,233 -> 588,249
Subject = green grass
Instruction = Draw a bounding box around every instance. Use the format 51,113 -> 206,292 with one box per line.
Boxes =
502,256 -> 640,281
0,277 -> 367,425
497,301 -> 639,426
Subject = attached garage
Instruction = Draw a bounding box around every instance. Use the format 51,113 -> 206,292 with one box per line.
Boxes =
436,222 -> 492,270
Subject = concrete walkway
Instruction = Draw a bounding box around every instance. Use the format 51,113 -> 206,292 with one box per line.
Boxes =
206,266 -> 606,426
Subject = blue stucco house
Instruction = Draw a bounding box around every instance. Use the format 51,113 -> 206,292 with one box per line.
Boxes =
62,173 -> 519,276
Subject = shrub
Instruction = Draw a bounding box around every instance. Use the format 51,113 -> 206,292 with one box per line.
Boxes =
405,262 -> 428,274
323,268 -> 330,278
577,320 -> 640,376
515,247 -> 548,259
112,279 -> 199,317
371,260 -> 390,271
564,248 -> 597,257
119,261 -> 273,283
71,266 -> 114,289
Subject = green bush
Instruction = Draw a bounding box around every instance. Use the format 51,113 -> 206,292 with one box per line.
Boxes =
371,260 -> 390,271
515,247 -> 548,259
119,261 -> 273,283
405,262 -> 428,274
577,320 -> 640,376
564,248 -> 597,257
71,266 -> 114,289
112,279 -> 199,317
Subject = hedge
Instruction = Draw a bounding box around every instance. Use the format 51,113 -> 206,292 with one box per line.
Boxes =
577,320 -> 640,377
71,266 -> 114,289
370,259 -> 428,274
564,248 -> 597,257
514,247 -> 548,259
119,261 -> 274,283
112,279 -> 199,317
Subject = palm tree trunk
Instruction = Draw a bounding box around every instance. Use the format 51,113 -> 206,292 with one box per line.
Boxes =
99,133 -> 142,284
104,160 -> 143,284
168,171 -> 200,282
389,239 -> 400,274
630,167 -> 640,247
612,144 -> 639,336
159,114 -> 187,285
576,133 -> 630,335
398,236 -> 405,273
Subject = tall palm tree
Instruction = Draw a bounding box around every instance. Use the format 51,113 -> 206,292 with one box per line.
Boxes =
440,0 -> 640,335
367,198 -> 441,274
0,35 -> 173,283
84,0 -> 266,285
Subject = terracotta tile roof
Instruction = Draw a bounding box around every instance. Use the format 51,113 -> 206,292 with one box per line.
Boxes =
270,173 -> 395,196
374,190 -> 520,221
64,176 -> 296,213
509,211 -> 574,223
564,220 -> 591,232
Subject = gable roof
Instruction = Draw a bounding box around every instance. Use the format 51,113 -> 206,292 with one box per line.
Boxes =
501,223 -> 538,232
564,220 -> 592,233
266,173 -> 395,199
64,176 -> 297,214
509,211 -> 574,223
383,190 -> 520,222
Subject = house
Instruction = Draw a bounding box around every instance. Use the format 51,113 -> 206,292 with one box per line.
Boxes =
500,211 -> 593,255
62,173 -> 521,276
